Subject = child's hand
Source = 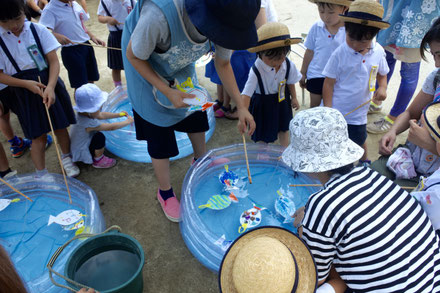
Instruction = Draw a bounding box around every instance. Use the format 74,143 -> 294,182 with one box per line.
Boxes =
292,206 -> 305,228
168,88 -> 192,108
91,37 -> 106,47
408,119 -> 432,150
53,33 -> 72,45
299,76 -> 307,89
25,80 -> 45,97
373,87 -> 387,101
125,114 -> 134,124
379,130 -> 396,155
107,17 -> 120,26
42,85 -> 56,107
291,98 -> 300,111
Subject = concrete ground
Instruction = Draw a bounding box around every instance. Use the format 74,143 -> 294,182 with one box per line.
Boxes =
0,0 -> 436,292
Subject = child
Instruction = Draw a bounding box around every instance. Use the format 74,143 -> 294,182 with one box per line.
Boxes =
0,0 -> 79,177
300,0 -> 351,107
69,84 -> 133,168
322,0 -> 389,166
243,22 -> 302,147
97,0 -> 136,88
39,0 -> 105,89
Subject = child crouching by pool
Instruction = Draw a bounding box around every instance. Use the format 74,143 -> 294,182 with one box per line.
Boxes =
69,84 -> 133,169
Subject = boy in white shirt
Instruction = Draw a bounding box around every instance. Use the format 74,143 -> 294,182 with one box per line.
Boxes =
39,0 -> 105,89
300,0 -> 352,107
323,0 -> 389,166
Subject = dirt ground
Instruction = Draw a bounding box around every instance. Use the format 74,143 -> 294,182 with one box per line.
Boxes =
0,0 -> 436,292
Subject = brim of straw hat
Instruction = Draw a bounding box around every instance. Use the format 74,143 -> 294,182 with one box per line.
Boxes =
219,226 -> 317,293
309,0 -> 353,7
424,101 -> 440,142
339,15 -> 390,29
248,38 -> 302,53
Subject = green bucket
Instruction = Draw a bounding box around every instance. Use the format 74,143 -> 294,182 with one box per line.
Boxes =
48,226 -> 144,293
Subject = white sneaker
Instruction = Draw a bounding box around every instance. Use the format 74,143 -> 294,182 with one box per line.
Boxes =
368,103 -> 382,114
62,156 -> 80,177
3,169 -> 17,179
367,117 -> 393,134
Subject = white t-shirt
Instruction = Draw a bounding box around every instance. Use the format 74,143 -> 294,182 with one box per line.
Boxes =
323,41 -> 389,125
241,57 -> 301,97
260,0 -> 278,23
39,0 -> 90,45
0,21 -> 60,90
97,0 -> 136,32
422,69 -> 439,96
304,20 -> 345,79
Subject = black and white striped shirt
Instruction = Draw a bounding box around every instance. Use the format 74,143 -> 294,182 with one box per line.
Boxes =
302,167 -> 440,292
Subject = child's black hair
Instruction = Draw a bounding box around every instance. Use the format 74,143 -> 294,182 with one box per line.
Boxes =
420,17 -> 440,61
0,0 -> 25,21
328,163 -> 354,176
317,2 -> 346,10
344,22 -> 380,41
257,46 -> 290,60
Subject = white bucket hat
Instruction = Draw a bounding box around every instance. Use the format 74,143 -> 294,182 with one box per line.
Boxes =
282,107 -> 364,173
74,84 -> 108,113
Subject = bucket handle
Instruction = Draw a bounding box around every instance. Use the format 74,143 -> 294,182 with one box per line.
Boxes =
47,225 -> 122,292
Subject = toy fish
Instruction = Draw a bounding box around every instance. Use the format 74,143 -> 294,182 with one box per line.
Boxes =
62,219 -> 85,231
219,165 -> 239,188
214,234 -> 233,251
198,193 -> 238,210
188,102 -> 214,112
274,190 -> 296,223
238,203 -> 266,233
0,198 -> 20,212
48,209 -> 85,226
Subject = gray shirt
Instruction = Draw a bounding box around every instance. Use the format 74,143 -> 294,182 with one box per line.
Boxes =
70,114 -> 101,164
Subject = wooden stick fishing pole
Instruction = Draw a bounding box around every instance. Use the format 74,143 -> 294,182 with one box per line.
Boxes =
38,77 -> 72,203
242,134 -> 252,184
0,177 -> 32,202
344,98 -> 373,117
289,183 -> 415,190
73,42 -> 122,51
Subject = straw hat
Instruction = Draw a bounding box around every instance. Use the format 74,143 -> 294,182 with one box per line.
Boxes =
309,0 -> 353,7
281,107 -> 364,173
219,227 -> 317,293
339,0 -> 390,29
424,101 -> 440,142
247,22 -> 302,53
74,84 -> 108,113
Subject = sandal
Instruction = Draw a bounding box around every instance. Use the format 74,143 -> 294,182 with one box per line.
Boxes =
213,99 -> 223,112
215,106 -> 231,118
224,107 -> 239,120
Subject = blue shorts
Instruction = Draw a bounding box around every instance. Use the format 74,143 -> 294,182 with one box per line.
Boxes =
133,110 -> 209,159
61,42 -> 99,89
348,124 -> 367,146
306,78 -> 325,95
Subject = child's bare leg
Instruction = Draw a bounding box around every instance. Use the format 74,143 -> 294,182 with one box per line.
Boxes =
151,158 -> 171,191
31,134 -> 47,170
310,93 -> 322,108
188,132 -> 206,159
217,84 -> 224,103
112,69 -> 122,86
54,128 -> 71,155
278,131 -> 290,148
0,144 -> 9,171
360,142 -> 368,161
0,112 -> 14,140
222,87 -> 231,109
94,147 -> 105,159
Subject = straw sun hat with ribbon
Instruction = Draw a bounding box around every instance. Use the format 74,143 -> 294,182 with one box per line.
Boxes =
309,0 -> 353,7
339,0 -> 390,29
219,226 -> 317,293
247,22 -> 302,53
423,101 -> 440,142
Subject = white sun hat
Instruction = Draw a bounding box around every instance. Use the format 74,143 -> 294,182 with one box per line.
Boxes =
74,84 -> 108,113
282,107 -> 364,173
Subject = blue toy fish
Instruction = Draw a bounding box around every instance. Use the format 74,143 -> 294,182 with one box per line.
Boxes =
275,190 -> 296,223
198,193 -> 238,210
219,165 -> 239,188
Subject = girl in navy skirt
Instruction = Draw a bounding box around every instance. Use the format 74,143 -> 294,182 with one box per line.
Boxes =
0,0 -> 79,177
242,22 -> 302,147
98,0 -> 136,88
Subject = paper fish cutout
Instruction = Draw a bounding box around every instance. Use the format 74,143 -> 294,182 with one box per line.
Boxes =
48,209 -> 85,227
0,198 -> 20,212
219,165 -> 239,188
274,190 -> 296,223
214,234 -> 233,251
176,77 -> 213,112
63,219 -> 85,231
198,193 -> 238,210
239,203 -> 266,233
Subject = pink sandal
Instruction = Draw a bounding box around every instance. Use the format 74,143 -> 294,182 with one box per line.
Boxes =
215,106 -> 230,118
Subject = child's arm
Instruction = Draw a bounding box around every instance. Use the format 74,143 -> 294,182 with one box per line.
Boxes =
0,71 -> 45,96
51,31 -> 73,46
242,94 -> 251,109
373,73 -> 387,102
299,49 -> 314,89
42,50 -> 60,107
322,77 -> 335,107
26,0 -> 42,15
288,84 -> 300,110
87,31 -> 106,47
92,111 -> 127,120
86,115 -> 134,132
77,0 -> 88,13
97,15 -> 120,26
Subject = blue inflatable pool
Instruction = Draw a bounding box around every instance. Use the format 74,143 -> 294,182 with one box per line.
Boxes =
180,144 -> 320,272
0,174 -> 105,292
101,86 -> 216,163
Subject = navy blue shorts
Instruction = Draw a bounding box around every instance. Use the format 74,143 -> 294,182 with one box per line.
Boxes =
133,110 -> 209,159
89,131 -> 106,156
306,77 -> 325,95
348,124 -> 367,146
61,42 -> 99,89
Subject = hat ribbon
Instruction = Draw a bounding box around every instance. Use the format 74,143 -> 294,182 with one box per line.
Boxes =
289,250 -> 299,293
257,34 -> 291,46
344,11 -> 383,22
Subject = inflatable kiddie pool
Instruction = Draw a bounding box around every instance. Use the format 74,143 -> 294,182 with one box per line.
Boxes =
0,174 -> 105,293
180,143 -> 320,272
101,86 -> 216,163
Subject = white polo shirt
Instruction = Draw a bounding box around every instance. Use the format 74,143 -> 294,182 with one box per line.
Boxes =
304,20 -> 345,79
323,41 -> 389,125
39,0 -> 90,45
241,57 -> 301,97
260,0 -> 278,23
0,21 -> 60,90
97,0 -> 136,32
